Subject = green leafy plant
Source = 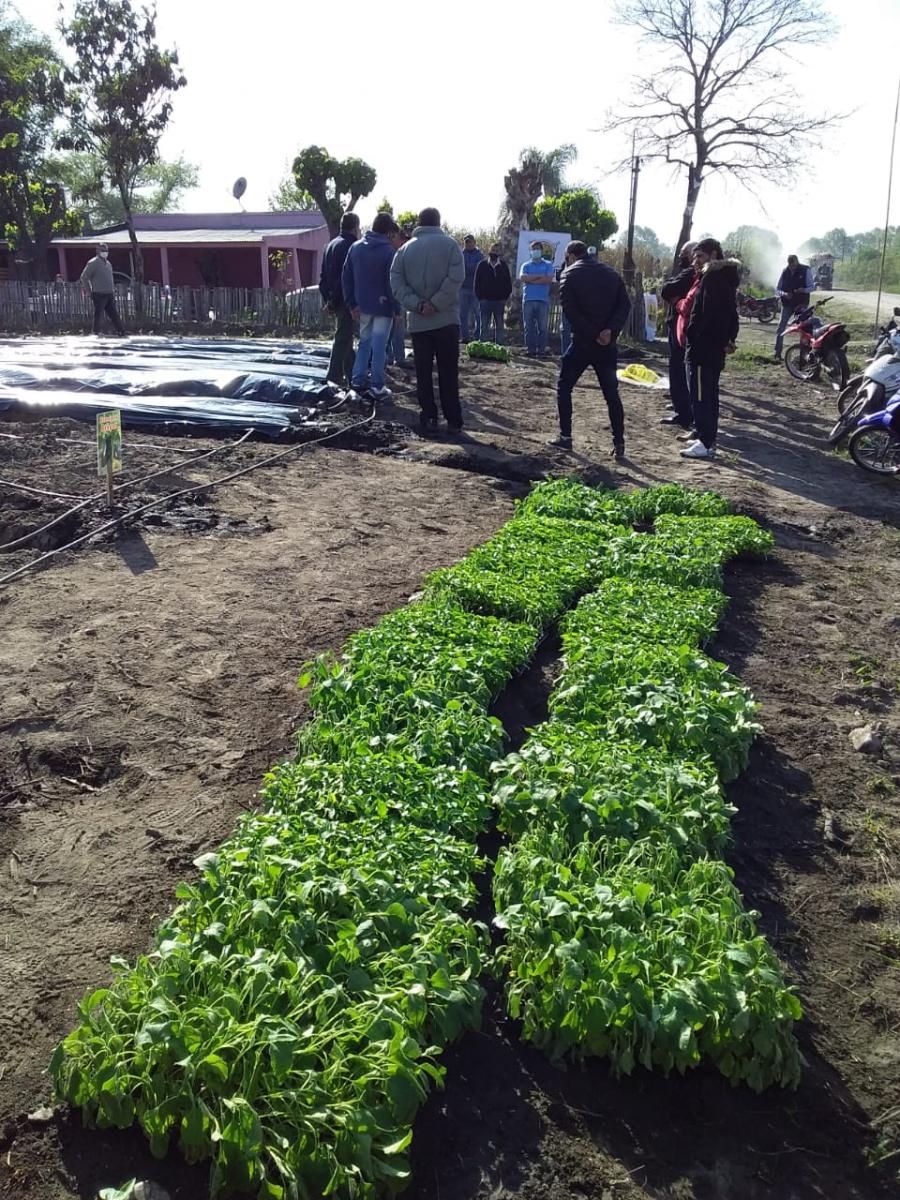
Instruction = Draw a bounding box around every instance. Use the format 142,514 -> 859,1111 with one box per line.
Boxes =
425,515 -> 625,628
465,341 -> 511,363
494,834 -> 803,1090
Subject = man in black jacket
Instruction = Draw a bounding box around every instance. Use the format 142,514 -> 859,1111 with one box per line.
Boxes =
659,240 -> 696,429
550,242 -> 631,459
319,212 -> 361,387
474,243 -> 512,344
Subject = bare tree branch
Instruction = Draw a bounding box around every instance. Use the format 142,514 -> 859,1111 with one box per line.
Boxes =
608,0 -> 840,257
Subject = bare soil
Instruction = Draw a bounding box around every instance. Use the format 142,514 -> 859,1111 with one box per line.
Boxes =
2,324 -> 900,1200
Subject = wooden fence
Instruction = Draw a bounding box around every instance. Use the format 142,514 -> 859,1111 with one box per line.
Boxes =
0,280 -> 328,335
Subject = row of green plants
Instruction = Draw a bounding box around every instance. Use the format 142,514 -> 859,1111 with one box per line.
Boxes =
50,480 -> 799,1198
491,486 -> 803,1091
49,485 -> 647,1198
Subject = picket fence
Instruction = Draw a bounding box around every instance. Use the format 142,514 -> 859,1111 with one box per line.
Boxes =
0,280 -> 328,334
0,278 -> 589,344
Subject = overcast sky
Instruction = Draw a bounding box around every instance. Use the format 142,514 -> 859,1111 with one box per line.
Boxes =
19,0 -> 900,256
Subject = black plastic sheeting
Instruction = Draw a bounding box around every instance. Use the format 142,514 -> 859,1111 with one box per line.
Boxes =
0,335 -> 339,440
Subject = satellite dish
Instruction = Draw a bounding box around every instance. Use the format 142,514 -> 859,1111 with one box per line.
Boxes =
232,177 -> 247,201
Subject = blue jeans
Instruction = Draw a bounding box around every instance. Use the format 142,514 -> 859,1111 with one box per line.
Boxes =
459,289 -> 481,341
479,300 -> 505,344
352,313 -> 392,390
523,299 -> 549,354
386,314 -> 406,364
560,312 -> 572,356
774,295 -> 808,356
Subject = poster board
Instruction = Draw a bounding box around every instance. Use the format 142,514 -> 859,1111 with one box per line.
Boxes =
516,230 -> 572,279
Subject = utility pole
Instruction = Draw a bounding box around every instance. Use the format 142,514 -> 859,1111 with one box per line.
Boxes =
624,133 -> 640,289
875,70 -> 900,331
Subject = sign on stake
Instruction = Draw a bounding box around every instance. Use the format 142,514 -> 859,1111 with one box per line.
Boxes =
96,410 -> 122,508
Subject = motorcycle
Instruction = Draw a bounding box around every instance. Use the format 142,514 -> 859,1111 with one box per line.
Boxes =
847,394 -> 900,475
828,328 -> 900,446
737,291 -> 778,323
784,297 -> 850,391
872,306 -> 900,360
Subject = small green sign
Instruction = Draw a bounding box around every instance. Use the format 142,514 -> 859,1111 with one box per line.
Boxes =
97,410 -> 122,476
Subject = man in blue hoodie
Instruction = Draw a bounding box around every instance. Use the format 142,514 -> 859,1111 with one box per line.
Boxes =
319,212 -> 361,387
459,234 -> 484,343
341,211 -> 401,401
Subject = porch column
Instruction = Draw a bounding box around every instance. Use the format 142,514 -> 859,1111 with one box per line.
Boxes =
57,246 -> 69,281
260,243 -> 270,289
292,247 -> 301,287
160,245 -> 170,287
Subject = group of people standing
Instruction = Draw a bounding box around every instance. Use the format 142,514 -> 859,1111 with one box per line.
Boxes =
319,208 -> 636,454
318,211 -> 753,464
660,238 -> 740,461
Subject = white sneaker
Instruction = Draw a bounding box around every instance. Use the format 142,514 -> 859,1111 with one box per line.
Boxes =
680,440 -> 715,459
367,385 -> 393,401
346,387 -> 364,402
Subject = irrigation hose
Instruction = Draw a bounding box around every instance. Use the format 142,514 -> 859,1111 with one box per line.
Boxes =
0,401 -> 377,588
0,432 -> 254,554
0,478 -> 85,502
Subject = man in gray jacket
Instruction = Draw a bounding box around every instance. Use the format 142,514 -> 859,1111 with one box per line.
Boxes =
389,207 -> 465,435
80,242 -> 125,335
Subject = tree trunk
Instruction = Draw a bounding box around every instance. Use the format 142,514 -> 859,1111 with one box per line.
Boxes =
672,162 -> 704,269
499,163 -> 544,330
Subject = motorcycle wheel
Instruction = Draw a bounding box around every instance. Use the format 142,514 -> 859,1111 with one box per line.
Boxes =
785,345 -> 820,382
827,394 -> 868,446
823,349 -> 850,391
837,376 -> 863,415
848,427 -> 900,475
757,305 -> 777,325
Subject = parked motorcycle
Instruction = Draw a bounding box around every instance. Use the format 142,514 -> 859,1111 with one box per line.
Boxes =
737,291 -> 778,323
828,329 -> 900,446
872,306 -> 900,360
847,394 -> 900,474
784,297 -> 850,391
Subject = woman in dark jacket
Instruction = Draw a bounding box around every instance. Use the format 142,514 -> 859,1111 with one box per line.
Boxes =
678,237 -> 740,461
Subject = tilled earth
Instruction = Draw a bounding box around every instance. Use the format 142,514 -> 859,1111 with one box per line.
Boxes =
1,325 -> 900,1200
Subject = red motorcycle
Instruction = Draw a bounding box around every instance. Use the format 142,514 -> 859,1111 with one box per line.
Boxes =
784,297 -> 850,391
737,291 -> 778,323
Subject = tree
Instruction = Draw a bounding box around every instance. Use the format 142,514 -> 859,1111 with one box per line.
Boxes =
499,144 -> 579,294
290,145 -> 376,237
49,150 -> 197,228
724,224 -> 782,282
376,197 -> 393,214
0,3 -> 80,276
609,1 -> 837,259
58,0 -> 187,283
396,210 -> 418,232
269,173 -> 317,212
630,225 -> 670,260
534,189 -> 618,248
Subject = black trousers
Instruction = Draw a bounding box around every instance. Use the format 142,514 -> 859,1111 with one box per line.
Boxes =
327,304 -> 356,387
667,325 -> 692,424
92,293 -> 124,334
556,340 -> 624,443
412,323 -> 462,427
686,348 -> 725,449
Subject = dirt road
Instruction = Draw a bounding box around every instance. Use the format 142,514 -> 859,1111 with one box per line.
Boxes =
834,288 -> 900,319
2,325 -> 900,1200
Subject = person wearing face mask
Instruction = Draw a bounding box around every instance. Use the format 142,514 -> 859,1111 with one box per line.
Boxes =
519,240 -> 555,356
80,242 -> 125,335
459,234 -> 485,343
473,243 -> 512,344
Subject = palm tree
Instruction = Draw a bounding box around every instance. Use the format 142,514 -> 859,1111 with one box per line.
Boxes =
499,145 -> 577,321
